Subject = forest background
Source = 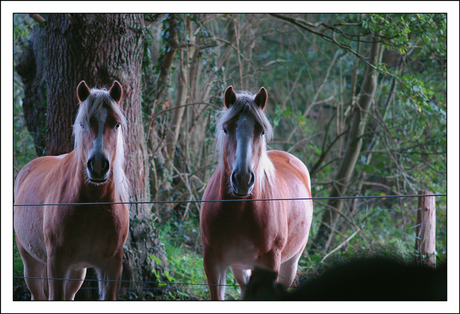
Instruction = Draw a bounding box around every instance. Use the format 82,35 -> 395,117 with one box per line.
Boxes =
2,2 -> 458,313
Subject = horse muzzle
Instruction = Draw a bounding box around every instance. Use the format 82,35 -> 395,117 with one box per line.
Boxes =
87,155 -> 110,183
231,170 -> 255,197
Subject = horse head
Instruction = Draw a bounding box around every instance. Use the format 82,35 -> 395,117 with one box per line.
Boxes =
218,86 -> 274,197
74,80 -> 126,184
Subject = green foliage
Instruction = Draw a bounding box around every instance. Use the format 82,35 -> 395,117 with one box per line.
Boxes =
153,220 -> 240,300
14,14 -> 38,180
362,14 -> 446,57
13,85 -> 37,179
361,14 -> 446,115
301,198 -> 447,285
13,235 -> 24,277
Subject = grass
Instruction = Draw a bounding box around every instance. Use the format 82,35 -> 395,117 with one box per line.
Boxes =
153,218 -> 240,300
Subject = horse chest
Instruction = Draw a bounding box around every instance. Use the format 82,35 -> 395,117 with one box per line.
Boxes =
45,205 -> 127,260
205,203 -> 288,253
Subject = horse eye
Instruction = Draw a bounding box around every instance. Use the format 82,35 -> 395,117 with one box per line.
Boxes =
261,130 -> 265,136
115,123 -> 121,130
223,127 -> 228,135
80,122 -> 85,129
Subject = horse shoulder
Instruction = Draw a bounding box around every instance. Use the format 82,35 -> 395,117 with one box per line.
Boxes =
202,165 -> 223,202
200,167 -> 228,244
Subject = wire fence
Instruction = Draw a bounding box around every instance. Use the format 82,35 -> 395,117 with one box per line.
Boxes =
13,276 -> 238,288
12,193 -> 446,207
12,192 -> 446,300
12,278 -> 233,301
12,275 -> 243,300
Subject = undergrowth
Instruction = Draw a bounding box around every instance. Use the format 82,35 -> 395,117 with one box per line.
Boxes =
153,218 -> 240,300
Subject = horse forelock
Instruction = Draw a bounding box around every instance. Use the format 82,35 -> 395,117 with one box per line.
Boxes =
73,87 -> 130,203
74,88 -> 127,137
215,91 -> 275,194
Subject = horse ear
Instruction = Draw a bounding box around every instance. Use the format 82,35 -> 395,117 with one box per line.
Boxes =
254,87 -> 268,110
77,81 -> 90,103
109,80 -> 123,104
224,86 -> 237,109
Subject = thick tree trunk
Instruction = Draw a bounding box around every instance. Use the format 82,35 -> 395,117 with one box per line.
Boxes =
16,13 -> 167,300
311,34 -> 382,253
15,28 -> 47,156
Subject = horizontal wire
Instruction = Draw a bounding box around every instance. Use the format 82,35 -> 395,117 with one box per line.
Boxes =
13,193 -> 446,207
13,276 -> 240,288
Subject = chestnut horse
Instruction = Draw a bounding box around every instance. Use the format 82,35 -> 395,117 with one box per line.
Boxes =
200,86 -> 313,300
14,81 -> 129,300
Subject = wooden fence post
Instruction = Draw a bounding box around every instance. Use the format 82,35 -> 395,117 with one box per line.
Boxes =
415,190 -> 436,268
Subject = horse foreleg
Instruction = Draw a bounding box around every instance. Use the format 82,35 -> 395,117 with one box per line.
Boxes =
46,257 -> 67,300
255,250 -> 282,283
203,248 -> 227,300
64,268 -> 86,300
230,267 -> 251,297
17,241 -> 48,300
95,252 -> 123,300
279,247 -> 304,287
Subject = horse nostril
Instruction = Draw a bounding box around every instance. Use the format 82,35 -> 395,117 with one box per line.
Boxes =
248,171 -> 255,187
101,159 -> 109,174
231,172 -> 238,187
87,156 -> 109,177
87,159 -> 93,173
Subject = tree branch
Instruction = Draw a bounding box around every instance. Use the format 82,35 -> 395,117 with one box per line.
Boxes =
29,14 -> 45,23
269,14 -> 395,77
310,127 -> 350,179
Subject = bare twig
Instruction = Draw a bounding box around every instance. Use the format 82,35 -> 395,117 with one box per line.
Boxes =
269,14 -> 401,80
286,49 -> 340,143
151,102 -> 220,120
310,127 -> 350,178
320,228 -> 361,263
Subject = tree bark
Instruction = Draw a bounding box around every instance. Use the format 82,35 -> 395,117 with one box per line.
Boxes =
415,190 -> 436,268
166,50 -> 188,160
15,27 -> 47,156
311,33 -> 382,253
16,13 -> 167,300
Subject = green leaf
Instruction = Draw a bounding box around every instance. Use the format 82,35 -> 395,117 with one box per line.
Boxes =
150,254 -> 162,265
165,270 -> 175,282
